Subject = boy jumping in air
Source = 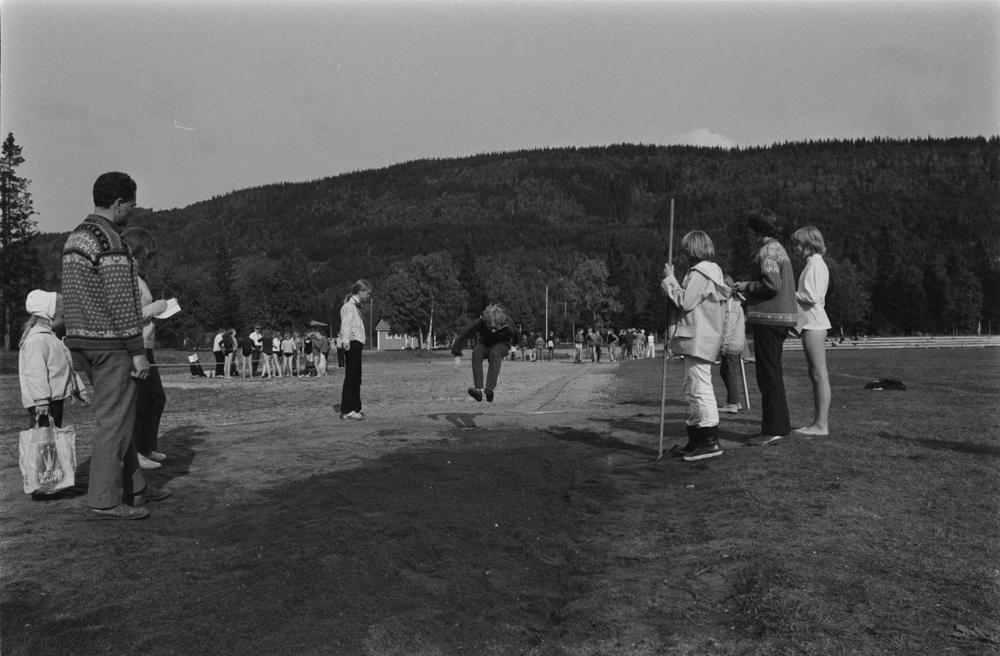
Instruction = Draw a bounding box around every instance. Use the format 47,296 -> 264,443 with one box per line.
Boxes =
451,304 -> 521,403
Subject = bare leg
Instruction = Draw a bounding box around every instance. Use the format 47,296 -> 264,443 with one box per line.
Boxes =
796,329 -> 830,435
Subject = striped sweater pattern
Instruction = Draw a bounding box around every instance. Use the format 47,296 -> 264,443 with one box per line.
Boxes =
61,215 -> 145,355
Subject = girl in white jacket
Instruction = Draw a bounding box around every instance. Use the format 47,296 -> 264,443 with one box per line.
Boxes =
19,290 -> 88,429
661,231 -> 731,461
339,279 -> 373,419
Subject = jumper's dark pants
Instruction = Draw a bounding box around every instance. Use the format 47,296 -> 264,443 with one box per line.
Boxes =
751,324 -> 791,437
472,342 -> 510,390
133,348 -> 166,455
340,340 -> 364,415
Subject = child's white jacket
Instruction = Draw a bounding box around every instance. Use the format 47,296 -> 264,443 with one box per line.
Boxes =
19,325 -> 81,409
661,261 -> 731,361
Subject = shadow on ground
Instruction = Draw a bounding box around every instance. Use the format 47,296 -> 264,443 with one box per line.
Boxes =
877,431 -> 1000,458
545,425 -> 658,457
3,430 -> 651,655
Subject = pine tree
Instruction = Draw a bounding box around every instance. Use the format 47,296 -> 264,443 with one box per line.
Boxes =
1,133 -> 42,349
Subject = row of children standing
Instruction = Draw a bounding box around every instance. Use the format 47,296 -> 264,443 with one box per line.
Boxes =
573,327 -> 655,363
209,327 -> 346,379
662,209 -> 831,462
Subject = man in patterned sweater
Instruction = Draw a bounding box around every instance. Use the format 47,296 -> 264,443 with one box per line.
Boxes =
62,172 -> 171,520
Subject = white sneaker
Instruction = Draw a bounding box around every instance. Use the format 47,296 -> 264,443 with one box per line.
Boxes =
138,454 -> 161,469
147,451 -> 167,462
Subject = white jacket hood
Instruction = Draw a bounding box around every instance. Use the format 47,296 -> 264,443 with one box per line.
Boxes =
690,261 -> 731,301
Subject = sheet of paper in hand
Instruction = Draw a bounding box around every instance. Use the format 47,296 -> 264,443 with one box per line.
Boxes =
154,298 -> 181,320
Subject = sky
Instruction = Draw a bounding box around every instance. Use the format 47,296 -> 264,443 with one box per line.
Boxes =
2,0 -> 998,234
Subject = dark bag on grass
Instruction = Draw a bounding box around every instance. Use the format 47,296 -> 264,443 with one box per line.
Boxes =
188,354 -> 207,377
864,378 -> 906,391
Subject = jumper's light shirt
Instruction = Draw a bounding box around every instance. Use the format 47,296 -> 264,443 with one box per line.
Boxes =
340,296 -> 367,344
795,253 -> 831,333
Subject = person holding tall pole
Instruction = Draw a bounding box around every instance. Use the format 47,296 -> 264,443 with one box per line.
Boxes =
661,231 -> 730,461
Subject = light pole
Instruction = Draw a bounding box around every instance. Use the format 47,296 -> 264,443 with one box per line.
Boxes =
545,284 -> 549,341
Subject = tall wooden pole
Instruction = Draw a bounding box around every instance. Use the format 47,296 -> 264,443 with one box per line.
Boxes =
656,198 -> 675,462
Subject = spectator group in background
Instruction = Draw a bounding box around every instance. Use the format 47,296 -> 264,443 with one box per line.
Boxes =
200,327 -> 340,380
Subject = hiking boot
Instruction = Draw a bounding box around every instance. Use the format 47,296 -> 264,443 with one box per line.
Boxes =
131,485 -> 172,506
137,454 -> 161,470
670,425 -> 699,458
86,504 -> 150,521
468,387 -> 483,402
683,426 -> 723,461
484,388 -> 495,403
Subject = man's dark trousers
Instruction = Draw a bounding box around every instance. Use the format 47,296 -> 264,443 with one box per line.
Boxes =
73,350 -> 145,509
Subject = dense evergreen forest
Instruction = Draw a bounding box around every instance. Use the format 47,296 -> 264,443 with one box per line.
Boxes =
33,137 -> 1000,347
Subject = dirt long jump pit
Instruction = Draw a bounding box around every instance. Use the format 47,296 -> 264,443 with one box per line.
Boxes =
2,353 -> 741,656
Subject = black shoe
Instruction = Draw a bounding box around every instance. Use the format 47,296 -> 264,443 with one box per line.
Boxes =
747,434 -> 784,446
683,426 -> 723,461
468,387 -> 483,402
670,425 -> 699,458
131,484 -> 173,506
484,388 -> 494,403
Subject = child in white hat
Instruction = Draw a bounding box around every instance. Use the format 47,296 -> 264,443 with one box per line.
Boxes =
18,290 -> 89,429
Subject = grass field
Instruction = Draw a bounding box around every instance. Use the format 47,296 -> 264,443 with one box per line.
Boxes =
1,346 -> 998,655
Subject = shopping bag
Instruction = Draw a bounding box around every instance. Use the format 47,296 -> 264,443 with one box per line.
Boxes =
19,422 -> 77,494
721,298 -> 747,355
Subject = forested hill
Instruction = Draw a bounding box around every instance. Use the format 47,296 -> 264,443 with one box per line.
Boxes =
37,137 -> 1000,342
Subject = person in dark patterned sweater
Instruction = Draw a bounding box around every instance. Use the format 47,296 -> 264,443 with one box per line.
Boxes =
732,208 -> 797,446
62,172 -> 171,521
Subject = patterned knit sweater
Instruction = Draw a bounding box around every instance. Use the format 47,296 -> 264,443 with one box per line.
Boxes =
61,215 -> 144,355
744,239 -> 797,327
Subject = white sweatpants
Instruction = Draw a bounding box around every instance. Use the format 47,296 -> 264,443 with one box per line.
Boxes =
683,356 -> 719,428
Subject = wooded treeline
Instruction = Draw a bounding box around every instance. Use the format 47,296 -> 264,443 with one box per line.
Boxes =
25,137 -> 1000,348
